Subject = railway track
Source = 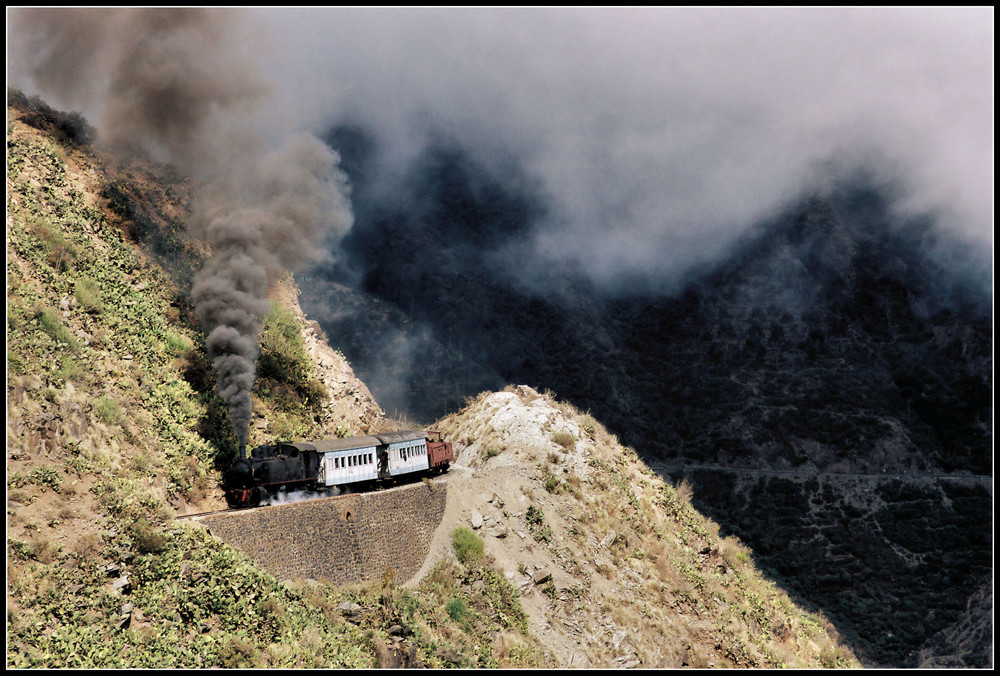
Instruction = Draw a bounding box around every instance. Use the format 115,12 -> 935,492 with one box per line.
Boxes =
175,472 -> 449,520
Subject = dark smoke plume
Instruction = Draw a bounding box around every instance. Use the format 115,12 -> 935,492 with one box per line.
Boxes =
8,8 -> 353,445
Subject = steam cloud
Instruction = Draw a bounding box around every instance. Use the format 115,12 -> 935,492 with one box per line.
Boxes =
257,6 -> 992,294
8,8 -> 353,444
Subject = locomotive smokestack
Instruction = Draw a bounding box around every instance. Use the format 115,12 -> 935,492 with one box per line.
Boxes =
239,443 -> 247,460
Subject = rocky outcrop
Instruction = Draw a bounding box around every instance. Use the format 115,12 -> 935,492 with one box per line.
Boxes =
917,576 -> 994,669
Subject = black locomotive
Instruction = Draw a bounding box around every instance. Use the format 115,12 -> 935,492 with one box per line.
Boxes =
223,429 -> 453,508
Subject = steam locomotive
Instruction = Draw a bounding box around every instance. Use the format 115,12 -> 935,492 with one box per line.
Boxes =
223,429 -> 454,508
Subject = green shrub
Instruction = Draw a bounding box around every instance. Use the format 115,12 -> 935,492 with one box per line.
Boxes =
301,378 -> 329,410
258,302 -> 310,386
525,505 -> 552,542
131,518 -> 168,554
7,538 -> 35,561
544,473 -> 560,494
8,350 -> 23,375
445,596 -> 469,622
216,636 -> 261,668
28,218 -> 78,272
74,277 -> 104,314
27,466 -> 62,493
452,527 -> 484,566
93,395 -> 125,427
35,307 -> 78,350
56,356 -> 82,383
163,329 -> 190,356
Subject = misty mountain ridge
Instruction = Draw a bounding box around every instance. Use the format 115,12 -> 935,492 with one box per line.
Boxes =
300,129 -> 992,477
296,130 -> 992,666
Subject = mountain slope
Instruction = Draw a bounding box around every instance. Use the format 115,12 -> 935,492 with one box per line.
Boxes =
7,94 -> 861,669
428,385 -> 859,668
301,127 -> 993,666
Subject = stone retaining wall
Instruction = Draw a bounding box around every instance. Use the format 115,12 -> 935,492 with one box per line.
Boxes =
195,481 -> 447,585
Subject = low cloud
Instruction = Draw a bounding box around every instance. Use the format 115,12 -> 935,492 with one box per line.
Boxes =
259,7 -> 992,292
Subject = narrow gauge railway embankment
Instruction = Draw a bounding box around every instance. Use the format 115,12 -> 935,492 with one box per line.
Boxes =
183,478 -> 447,586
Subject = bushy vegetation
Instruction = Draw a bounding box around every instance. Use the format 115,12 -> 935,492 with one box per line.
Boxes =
74,277 -> 104,314
415,560 -> 544,667
259,301 -> 312,385
35,306 -> 79,350
8,87 -> 96,145
451,526 -> 484,566
6,526 -> 377,668
251,299 -> 330,443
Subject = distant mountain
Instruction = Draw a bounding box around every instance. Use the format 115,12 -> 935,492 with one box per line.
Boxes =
299,128 -> 993,666
304,129 -> 991,478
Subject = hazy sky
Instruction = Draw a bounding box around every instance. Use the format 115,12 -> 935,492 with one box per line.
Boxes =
9,7 -> 993,289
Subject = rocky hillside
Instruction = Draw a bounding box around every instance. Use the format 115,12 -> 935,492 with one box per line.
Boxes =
7,94 -> 859,668
425,386 -> 858,668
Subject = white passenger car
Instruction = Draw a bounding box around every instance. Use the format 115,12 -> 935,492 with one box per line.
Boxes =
380,429 -> 431,477
313,436 -> 381,487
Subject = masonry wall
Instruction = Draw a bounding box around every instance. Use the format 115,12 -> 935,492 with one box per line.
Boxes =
195,481 -> 447,585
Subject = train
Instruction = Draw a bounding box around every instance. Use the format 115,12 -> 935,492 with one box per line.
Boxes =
223,429 -> 454,508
